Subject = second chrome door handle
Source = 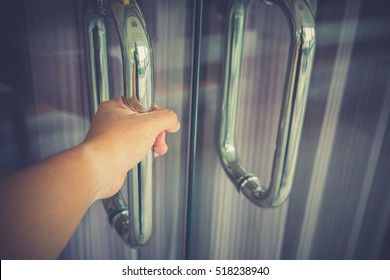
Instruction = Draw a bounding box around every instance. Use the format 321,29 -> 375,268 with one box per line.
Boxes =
87,0 -> 155,247
219,0 -> 316,207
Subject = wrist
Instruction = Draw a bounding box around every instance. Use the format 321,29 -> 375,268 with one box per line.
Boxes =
72,142 -> 125,202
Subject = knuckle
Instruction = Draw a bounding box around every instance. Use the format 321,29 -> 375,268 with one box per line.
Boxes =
162,109 -> 177,119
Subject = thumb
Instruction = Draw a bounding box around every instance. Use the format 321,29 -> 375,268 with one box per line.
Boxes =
148,108 -> 181,133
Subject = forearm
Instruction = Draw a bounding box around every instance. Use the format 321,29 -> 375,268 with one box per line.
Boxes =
0,98 -> 180,259
0,145 -> 99,259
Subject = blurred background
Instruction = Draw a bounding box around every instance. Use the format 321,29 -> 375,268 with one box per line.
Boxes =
0,0 -> 389,259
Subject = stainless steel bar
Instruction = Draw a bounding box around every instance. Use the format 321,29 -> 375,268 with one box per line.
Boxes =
107,0 -> 155,247
87,0 -> 155,247
87,1 -> 110,113
219,0 -> 316,207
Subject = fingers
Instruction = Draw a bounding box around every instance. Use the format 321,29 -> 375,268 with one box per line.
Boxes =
153,131 -> 168,157
99,97 -> 180,139
151,110 -> 178,157
149,109 -> 181,133
153,131 -> 168,156
101,97 -> 180,133
154,144 -> 168,157
154,131 -> 166,147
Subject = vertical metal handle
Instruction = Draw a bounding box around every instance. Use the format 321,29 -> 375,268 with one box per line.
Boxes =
219,0 -> 316,207
86,0 -> 155,247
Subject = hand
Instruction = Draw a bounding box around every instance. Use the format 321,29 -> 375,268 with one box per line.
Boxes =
0,97 -> 180,259
78,97 -> 180,201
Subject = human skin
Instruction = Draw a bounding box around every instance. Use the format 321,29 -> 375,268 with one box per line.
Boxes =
0,97 -> 180,259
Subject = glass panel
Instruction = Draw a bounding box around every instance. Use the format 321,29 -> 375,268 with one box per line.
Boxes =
285,0 -> 390,260
2,0 -> 390,260
137,0 -> 194,260
189,0 -> 390,259
189,0 -> 297,259
0,0 -> 194,259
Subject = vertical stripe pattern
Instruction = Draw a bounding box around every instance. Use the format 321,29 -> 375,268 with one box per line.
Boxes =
296,0 -> 361,259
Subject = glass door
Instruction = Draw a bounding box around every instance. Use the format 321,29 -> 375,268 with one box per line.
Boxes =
1,0 -> 389,260
189,0 -> 390,259
0,0 -> 195,259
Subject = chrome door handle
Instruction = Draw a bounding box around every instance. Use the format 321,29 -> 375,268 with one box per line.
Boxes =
86,0 -> 155,247
86,1 -> 110,111
219,0 -> 316,207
